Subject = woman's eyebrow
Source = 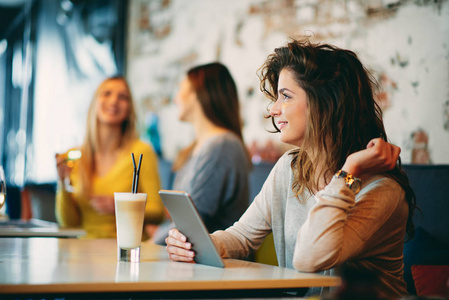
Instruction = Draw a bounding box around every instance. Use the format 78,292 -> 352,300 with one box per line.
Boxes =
279,88 -> 295,94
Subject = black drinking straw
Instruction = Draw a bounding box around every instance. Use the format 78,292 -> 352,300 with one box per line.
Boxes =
131,153 -> 143,193
135,154 -> 143,193
131,153 -> 137,193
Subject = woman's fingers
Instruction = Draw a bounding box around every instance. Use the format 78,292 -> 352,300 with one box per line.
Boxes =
368,138 -> 400,166
166,236 -> 191,249
166,244 -> 195,261
168,252 -> 195,262
55,154 -> 72,180
389,143 -> 401,169
165,229 -> 195,262
392,143 -> 401,157
343,138 -> 402,177
376,139 -> 399,169
92,196 -> 115,214
166,229 -> 192,249
169,228 -> 187,242
366,138 -> 378,149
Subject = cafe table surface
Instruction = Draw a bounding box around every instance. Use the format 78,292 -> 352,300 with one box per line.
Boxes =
0,237 -> 341,299
0,218 -> 86,238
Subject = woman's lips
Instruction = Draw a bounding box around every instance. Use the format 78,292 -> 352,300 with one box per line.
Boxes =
277,121 -> 287,130
104,107 -> 119,115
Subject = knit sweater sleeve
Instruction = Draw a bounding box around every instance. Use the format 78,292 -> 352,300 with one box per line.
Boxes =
293,175 -> 406,272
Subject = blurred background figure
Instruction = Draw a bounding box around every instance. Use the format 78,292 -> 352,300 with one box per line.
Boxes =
55,76 -> 164,239
0,166 -> 6,218
151,62 -> 251,245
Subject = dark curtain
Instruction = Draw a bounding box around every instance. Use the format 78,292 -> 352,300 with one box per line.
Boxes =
57,0 -> 126,80
0,0 -> 127,218
0,1 -> 37,218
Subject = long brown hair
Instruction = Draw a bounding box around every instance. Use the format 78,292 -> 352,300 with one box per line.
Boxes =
78,76 -> 138,195
258,38 -> 417,239
173,62 -> 246,170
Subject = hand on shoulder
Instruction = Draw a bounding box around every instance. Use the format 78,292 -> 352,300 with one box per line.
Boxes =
342,138 -> 401,178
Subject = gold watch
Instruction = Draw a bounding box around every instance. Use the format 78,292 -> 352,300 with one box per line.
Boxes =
334,170 -> 361,194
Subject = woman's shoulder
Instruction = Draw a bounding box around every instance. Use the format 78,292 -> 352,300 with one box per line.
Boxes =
204,132 -> 245,155
359,174 -> 405,203
363,174 -> 402,190
254,148 -> 296,182
210,132 -> 242,146
129,139 -> 157,156
130,138 -> 151,149
193,133 -> 250,171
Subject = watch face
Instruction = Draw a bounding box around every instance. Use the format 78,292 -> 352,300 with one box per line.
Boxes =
334,170 -> 361,194
351,180 -> 361,194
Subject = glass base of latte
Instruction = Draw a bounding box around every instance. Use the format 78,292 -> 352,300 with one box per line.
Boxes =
118,247 -> 140,262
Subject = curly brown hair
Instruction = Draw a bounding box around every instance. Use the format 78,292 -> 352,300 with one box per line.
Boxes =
258,38 -> 417,239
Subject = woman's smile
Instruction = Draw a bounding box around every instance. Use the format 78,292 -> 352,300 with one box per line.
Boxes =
277,120 -> 288,130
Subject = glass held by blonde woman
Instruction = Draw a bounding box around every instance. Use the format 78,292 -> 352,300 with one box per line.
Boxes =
165,39 -> 417,298
55,76 -> 165,239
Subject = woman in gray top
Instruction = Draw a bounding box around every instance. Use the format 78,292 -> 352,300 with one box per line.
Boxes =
165,39 -> 417,298
152,63 -> 251,244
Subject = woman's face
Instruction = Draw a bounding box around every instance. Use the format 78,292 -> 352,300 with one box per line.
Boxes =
269,68 -> 309,147
174,77 -> 199,122
95,79 -> 130,126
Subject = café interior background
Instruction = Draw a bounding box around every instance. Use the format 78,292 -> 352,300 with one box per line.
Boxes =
0,0 -> 448,188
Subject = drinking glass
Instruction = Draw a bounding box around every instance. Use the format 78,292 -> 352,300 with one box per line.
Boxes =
57,149 -> 82,192
114,192 -> 147,262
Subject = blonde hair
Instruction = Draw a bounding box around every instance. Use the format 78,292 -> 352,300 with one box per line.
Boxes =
78,76 -> 137,195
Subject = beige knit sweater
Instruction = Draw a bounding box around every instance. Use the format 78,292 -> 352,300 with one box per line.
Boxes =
211,149 -> 409,297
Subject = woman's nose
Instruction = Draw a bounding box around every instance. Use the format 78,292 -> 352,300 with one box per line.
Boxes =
108,93 -> 120,104
270,98 -> 281,117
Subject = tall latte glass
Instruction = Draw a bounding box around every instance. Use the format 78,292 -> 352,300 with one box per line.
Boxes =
114,192 -> 147,262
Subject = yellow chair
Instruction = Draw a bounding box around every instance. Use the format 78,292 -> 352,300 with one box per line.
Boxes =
254,232 -> 278,266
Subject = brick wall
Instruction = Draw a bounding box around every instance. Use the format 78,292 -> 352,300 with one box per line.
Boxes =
127,0 -> 449,164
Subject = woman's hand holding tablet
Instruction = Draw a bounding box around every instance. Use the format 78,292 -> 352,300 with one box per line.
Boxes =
165,228 -> 196,262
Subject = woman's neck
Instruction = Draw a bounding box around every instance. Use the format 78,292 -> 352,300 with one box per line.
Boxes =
305,148 -> 332,191
191,115 -> 228,153
94,124 -> 126,177
97,123 -> 122,154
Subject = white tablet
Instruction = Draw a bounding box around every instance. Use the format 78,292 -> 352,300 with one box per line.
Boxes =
158,190 -> 225,268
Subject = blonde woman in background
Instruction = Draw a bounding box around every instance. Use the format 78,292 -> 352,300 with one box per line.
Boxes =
55,76 -> 164,239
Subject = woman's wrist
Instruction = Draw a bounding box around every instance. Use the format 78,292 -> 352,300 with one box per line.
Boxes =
341,162 -> 360,178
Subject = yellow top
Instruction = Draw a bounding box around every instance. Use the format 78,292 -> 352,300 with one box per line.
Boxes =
55,139 -> 165,239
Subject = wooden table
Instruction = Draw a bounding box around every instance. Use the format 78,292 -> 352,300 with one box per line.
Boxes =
0,238 -> 341,299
